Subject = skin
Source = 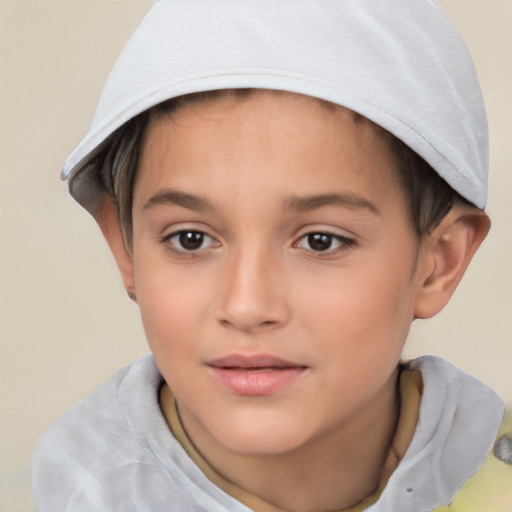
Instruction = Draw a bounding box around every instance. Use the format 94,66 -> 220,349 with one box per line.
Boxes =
98,91 -> 490,512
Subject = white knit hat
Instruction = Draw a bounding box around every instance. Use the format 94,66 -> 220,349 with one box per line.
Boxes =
63,0 -> 489,211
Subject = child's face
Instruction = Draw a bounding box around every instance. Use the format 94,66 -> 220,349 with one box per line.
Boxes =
129,91 -> 428,456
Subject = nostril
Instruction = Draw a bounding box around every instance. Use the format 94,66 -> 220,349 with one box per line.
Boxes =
219,317 -> 278,331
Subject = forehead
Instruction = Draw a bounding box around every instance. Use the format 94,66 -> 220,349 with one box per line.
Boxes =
150,90 -> 383,141
135,90 -> 401,208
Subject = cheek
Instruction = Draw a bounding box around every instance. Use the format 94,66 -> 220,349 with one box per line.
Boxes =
133,255 -> 211,357
296,254 -> 416,359
306,275 -> 411,408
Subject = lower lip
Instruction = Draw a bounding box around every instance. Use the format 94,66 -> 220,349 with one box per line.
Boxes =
208,366 -> 307,396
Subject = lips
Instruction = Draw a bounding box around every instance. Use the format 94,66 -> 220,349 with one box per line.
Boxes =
207,354 -> 308,396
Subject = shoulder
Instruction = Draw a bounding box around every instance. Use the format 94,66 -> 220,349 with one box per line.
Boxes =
434,411 -> 512,511
33,355 -> 159,448
32,355 -> 253,512
372,356 -> 506,512
31,355 -> 172,511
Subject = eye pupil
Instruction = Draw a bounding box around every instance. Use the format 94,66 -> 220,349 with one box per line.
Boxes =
179,231 -> 204,250
308,233 -> 332,251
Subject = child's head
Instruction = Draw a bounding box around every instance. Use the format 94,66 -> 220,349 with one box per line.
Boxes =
84,87 -> 489,461
62,0 -> 491,457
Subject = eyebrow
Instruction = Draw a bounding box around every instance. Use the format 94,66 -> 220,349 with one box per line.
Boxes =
284,193 -> 380,215
142,189 -> 380,216
142,189 -> 212,212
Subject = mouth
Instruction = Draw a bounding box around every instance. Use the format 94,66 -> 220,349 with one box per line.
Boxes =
207,354 -> 308,396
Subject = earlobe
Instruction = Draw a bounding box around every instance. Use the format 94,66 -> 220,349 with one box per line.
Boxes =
94,199 -> 137,303
414,206 -> 490,319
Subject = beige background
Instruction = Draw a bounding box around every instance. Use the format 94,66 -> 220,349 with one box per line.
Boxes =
0,1 -> 510,510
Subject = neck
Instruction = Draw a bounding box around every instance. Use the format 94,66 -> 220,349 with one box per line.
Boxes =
178,368 -> 400,512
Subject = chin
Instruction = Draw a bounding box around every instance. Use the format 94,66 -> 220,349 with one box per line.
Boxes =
209,412 -> 312,457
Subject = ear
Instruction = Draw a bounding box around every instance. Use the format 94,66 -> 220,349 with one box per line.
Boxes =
414,205 -> 490,319
94,199 -> 137,302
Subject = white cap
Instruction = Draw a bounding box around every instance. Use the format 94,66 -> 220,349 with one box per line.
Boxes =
63,0 -> 489,210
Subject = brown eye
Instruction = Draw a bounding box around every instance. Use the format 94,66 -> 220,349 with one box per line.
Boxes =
164,230 -> 218,252
178,231 -> 205,250
307,233 -> 333,251
295,232 -> 354,254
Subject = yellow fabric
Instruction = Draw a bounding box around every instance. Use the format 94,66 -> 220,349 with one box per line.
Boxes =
433,415 -> 512,512
160,368 -> 423,512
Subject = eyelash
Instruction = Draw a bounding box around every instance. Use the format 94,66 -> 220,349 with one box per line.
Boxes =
161,229 -> 355,257
161,230 -> 219,254
294,232 -> 355,255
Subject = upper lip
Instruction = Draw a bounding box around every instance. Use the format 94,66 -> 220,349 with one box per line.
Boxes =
207,354 -> 305,369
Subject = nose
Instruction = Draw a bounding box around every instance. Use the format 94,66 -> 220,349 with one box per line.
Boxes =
215,247 -> 290,333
